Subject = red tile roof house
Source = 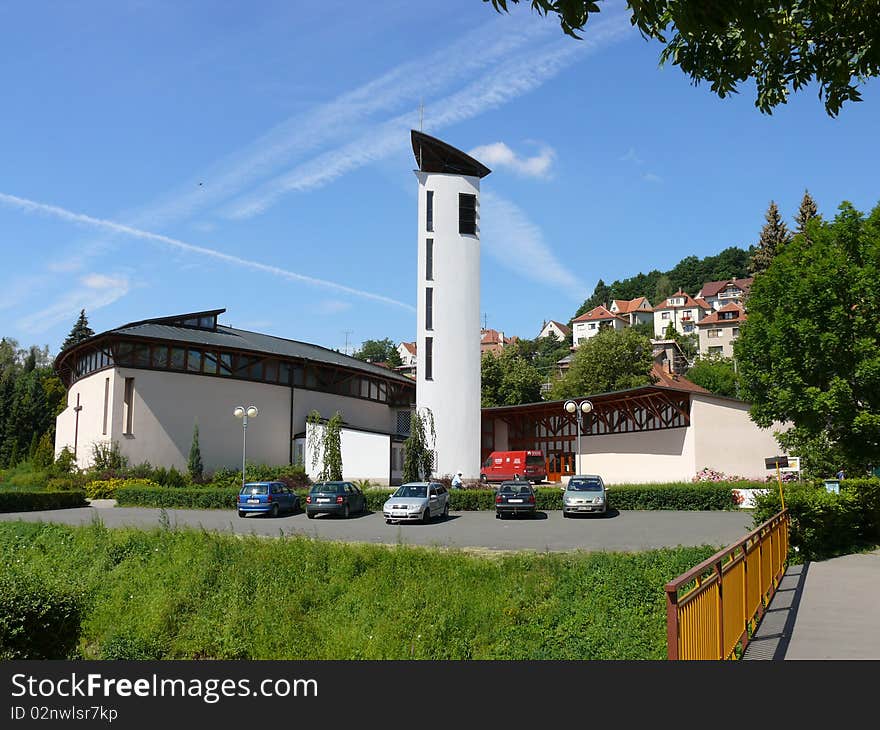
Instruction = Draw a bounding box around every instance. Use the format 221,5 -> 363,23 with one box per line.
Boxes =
571,305 -> 628,345
696,277 -> 753,311
480,328 -> 515,356
696,302 -> 747,358
652,290 -> 713,338
538,320 -> 571,341
608,297 -> 654,327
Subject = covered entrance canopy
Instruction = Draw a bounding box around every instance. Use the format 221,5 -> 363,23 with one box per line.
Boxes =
481,384 -> 698,482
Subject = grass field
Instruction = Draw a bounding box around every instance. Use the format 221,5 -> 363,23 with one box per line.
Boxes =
0,520 -> 718,660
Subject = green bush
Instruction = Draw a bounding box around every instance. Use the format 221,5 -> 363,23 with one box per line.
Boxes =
99,634 -> 165,660
115,487 -> 239,509
209,463 -> 312,490
46,473 -> 90,492
753,479 -> 880,561
0,570 -> 83,659
0,491 -> 87,512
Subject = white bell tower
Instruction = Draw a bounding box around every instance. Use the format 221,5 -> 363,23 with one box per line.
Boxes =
412,130 -> 491,480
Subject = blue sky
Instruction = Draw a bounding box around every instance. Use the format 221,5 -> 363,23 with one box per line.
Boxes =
1,0 -> 878,356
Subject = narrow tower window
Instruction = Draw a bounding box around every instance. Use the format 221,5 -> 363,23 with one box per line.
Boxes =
425,337 -> 433,381
102,377 -> 110,435
425,287 -> 433,331
459,193 -> 476,235
123,377 -> 135,435
426,238 -> 433,280
426,190 -> 434,232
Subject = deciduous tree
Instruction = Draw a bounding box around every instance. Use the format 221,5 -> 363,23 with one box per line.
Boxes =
485,1 -> 880,116
352,338 -> 402,368
685,356 -> 740,398
736,200 -> 880,471
550,327 -> 655,399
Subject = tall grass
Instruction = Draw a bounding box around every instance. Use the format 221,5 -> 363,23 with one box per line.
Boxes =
0,521 -> 716,660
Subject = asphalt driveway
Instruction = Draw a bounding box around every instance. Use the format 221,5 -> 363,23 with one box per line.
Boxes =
0,505 -> 756,553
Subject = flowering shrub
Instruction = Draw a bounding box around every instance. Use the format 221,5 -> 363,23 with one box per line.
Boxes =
765,472 -> 799,483
85,478 -> 161,500
692,468 -> 747,482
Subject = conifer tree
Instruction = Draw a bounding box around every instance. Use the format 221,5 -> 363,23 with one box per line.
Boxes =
187,422 -> 204,482
748,201 -> 791,277
61,309 -> 95,351
795,190 -> 819,235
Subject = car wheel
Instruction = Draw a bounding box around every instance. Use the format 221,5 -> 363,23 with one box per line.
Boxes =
238,510 -> 246,518
271,503 -> 279,518
562,511 -> 569,519
307,511 -> 315,519
385,518 -> 392,525
442,502 -> 449,519
343,504 -> 350,519
480,474 -> 487,484
422,508 -> 431,524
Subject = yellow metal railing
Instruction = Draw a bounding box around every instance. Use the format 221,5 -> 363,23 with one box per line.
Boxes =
666,510 -> 789,660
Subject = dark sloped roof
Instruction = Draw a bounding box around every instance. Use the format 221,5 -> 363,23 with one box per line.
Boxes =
56,310 -> 414,385
411,130 -> 492,178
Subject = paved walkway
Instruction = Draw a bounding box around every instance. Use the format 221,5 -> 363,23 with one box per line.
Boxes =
743,550 -> 880,660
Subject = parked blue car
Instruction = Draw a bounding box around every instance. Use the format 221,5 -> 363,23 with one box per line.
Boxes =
237,481 -> 300,517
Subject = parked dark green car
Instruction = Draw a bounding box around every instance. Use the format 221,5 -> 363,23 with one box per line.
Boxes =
305,481 -> 367,519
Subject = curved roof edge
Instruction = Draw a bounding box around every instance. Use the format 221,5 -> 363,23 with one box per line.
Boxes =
411,130 -> 491,178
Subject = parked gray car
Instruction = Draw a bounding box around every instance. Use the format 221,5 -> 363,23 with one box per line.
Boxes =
562,474 -> 607,517
383,481 -> 449,524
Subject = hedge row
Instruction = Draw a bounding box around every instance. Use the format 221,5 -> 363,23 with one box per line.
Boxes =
113,482 -> 748,511
752,479 -> 880,562
0,491 -> 87,513
115,487 -> 240,509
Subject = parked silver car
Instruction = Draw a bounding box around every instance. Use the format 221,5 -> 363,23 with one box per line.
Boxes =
562,474 -> 607,517
383,481 -> 450,524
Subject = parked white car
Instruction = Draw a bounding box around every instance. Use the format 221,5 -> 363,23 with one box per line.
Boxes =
383,481 -> 449,524
562,474 -> 607,517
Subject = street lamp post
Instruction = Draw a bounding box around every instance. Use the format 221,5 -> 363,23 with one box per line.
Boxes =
233,405 -> 259,489
563,399 -> 593,476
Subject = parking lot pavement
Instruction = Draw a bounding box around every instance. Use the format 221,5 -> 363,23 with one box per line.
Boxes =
0,506 -> 755,553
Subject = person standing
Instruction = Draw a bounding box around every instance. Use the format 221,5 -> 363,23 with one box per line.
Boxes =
451,472 -> 463,489
836,467 -> 846,480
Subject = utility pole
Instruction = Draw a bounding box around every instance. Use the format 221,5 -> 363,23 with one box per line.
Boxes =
482,312 -> 488,330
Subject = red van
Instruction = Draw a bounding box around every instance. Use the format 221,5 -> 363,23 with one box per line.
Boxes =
480,450 -> 546,484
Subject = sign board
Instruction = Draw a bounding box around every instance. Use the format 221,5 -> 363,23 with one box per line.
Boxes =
764,456 -> 789,470
780,456 -> 800,473
824,480 -> 840,495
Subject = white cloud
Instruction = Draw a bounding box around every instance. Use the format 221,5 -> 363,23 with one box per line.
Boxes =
17,272 -> 130,333
480,191 -> 582,299
222,11 -> 631,218
468,142 -> 556,179
118,12 -> 556,231
0,192 -> 415,312
642,172 -> 663,183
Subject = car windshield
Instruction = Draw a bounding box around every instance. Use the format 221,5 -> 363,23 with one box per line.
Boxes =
525,455 -> 544,466
393,484 -> 427,499
311,483 -> 342,493
500,483 -> 531,494
241,484 -> 268,495
568,480 -> 603,492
